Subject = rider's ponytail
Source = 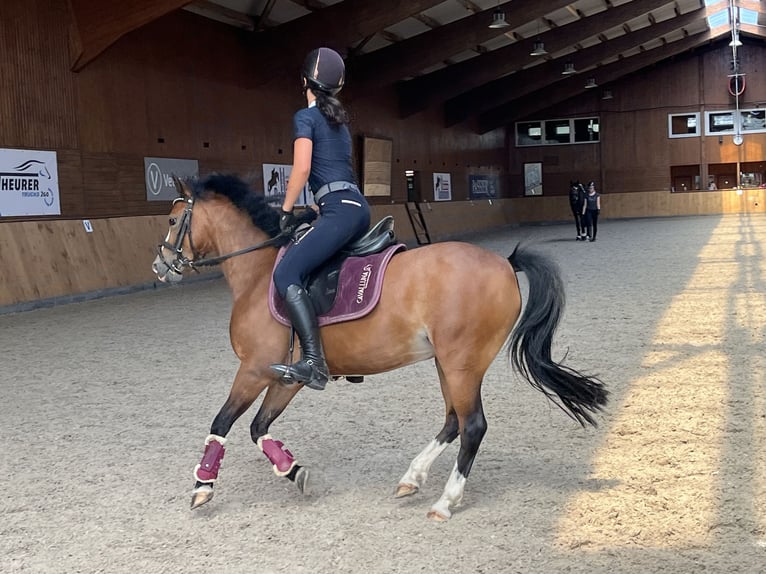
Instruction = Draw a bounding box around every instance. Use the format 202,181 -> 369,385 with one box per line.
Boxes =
314,90 -> 349,126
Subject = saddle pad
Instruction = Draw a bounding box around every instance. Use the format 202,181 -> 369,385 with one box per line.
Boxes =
269,243 -> 406,327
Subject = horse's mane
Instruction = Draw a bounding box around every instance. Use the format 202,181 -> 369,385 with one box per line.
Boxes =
189,173 -> 290,246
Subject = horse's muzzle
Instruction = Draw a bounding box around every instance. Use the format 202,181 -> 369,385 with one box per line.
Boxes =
152,255 -> 183,283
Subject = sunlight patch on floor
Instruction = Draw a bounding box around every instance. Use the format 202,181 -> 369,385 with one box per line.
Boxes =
556,217 -> 766,551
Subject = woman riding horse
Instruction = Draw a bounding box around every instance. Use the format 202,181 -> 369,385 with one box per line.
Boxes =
271,47 -> 371,392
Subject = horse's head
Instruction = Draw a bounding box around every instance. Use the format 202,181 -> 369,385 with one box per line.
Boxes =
152,173 -> 290,283
152,176 -> 200,283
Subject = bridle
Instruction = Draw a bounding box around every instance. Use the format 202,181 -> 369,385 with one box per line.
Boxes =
155,196 -> 287,274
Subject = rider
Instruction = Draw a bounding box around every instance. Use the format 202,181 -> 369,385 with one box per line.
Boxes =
270,47 -> 371,391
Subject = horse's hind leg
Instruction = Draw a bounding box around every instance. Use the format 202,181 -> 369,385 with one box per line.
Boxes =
395,410 -> 458,498
395,361 -> 459,498
427,368 -> 487,522
190,366 -> 270,510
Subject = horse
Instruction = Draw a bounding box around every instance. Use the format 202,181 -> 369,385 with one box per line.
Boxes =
266,168 -> 279,194
569,180 -> 587,240
152,173 -> 608,521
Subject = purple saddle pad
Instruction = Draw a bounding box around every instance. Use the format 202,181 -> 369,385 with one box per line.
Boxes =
269,243 -> 406,327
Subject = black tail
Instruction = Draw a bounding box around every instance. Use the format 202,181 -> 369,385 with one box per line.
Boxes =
508,244 -> 608,427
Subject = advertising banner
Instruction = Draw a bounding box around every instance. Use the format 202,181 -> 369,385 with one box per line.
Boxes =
469,174 -> 499,199
0,148 -> 60,217
433,172 -> 452,201
144,157 -> 199,201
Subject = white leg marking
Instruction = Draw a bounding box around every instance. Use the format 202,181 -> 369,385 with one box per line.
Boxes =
429,463 -> 466,520
398,439 -> 449,488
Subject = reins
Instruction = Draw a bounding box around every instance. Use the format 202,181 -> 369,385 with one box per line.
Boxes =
188,234 -> 288,269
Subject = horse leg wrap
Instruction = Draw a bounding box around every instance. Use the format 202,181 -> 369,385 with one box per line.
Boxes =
193,434 -> 227,484
257,434 -> 297,477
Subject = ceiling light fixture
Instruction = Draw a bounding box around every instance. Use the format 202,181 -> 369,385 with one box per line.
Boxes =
584,77 -> 598,89
602,89 -> 613,100
488,8 -> 510,29
530,40 -> 548,56
561,62 -> 577,75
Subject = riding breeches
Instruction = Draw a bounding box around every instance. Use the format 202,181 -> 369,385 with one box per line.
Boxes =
272,189 -> 371,297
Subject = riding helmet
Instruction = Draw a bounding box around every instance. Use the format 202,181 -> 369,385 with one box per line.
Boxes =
302,47 -> 345,95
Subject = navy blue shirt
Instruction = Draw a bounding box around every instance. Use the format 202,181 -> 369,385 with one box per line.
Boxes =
292,106 -> 356,194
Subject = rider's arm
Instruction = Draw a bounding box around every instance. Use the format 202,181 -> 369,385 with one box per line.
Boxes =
282,138 -> 312,212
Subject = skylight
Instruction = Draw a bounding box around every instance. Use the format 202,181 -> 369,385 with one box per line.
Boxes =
707,9 -> 728,28
740,9 -> 758,26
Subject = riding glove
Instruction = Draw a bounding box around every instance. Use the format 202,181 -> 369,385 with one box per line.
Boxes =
279,209 -> 298,234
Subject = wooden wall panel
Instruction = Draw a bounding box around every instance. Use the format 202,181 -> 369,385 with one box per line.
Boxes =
419,200 -> 507,240
0,0 -> 78,149
0,215 -> 220,308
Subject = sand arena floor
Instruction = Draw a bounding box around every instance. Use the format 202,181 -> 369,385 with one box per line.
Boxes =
2,214 -> 766,573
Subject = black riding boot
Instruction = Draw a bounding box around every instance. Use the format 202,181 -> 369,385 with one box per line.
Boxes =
270,284 -> 329,391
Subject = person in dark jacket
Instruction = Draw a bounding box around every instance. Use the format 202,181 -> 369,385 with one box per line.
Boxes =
569,181 -> 587,240
270,47 -> 371,391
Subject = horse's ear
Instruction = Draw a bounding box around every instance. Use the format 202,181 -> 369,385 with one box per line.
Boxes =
173,175 -> 190,198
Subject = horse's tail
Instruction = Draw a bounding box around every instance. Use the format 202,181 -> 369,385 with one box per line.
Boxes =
507,244 -> 608,427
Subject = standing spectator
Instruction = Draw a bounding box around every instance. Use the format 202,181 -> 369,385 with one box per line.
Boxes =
568,181 -> 587,240
582,181 -> 602,242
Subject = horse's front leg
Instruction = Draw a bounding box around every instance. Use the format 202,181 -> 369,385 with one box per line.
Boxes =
250,381 -> 308,494
190,366 -> 270,510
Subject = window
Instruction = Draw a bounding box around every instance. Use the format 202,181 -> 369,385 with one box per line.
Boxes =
668,113 -> 700,138
703,109 -> 766,136
741,110 -> 766,132
545,119 -> 570,144
515,117 -> 600,147
574,118 -> 599,142
516,121 -> 542,146
706,111 -> 735,134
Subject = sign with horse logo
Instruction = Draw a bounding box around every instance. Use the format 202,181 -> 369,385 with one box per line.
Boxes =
0,148 -> 60,217
144,157 -> 199,201
432,172 -> 452,201
262,163 -> 310,206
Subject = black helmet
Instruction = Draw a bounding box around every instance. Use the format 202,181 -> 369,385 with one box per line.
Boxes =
302,47 -> 345,95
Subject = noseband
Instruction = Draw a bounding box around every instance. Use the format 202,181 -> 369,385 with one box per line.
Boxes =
156,196 -> 287,274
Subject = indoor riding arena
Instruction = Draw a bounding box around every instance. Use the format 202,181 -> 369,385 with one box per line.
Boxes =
3,1 -> 766,573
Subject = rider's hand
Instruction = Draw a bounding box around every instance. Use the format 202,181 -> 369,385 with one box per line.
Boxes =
279,209 -> 297,234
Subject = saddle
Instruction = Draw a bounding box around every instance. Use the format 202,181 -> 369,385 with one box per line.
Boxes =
269,216 -> 406,326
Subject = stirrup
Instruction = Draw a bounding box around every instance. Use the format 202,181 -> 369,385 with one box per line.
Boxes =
270,359 -> 328,391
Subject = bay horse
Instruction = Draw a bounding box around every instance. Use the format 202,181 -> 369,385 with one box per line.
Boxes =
152,173 -> 607,521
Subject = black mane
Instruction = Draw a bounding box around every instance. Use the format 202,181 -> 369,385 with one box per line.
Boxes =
189,173 -> 289,245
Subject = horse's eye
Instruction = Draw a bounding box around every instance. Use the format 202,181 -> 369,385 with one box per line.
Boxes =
169,217 -> 177,226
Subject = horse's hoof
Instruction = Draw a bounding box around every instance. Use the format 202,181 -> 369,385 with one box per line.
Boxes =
394,483 -> 419,498
190,485 -> 214,510
295,466 -> 310,495
426,509 -> 451,522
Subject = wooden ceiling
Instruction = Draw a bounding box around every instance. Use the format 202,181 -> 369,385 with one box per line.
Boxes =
70,0 -> 766,133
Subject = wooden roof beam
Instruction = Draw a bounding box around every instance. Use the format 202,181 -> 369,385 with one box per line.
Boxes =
69,0 -> 191,71
398,0 -> 674,117
346,0 -> 572,94
477,30 -> 714,133
446,8 -> 705,126
251,0 -> 446,81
